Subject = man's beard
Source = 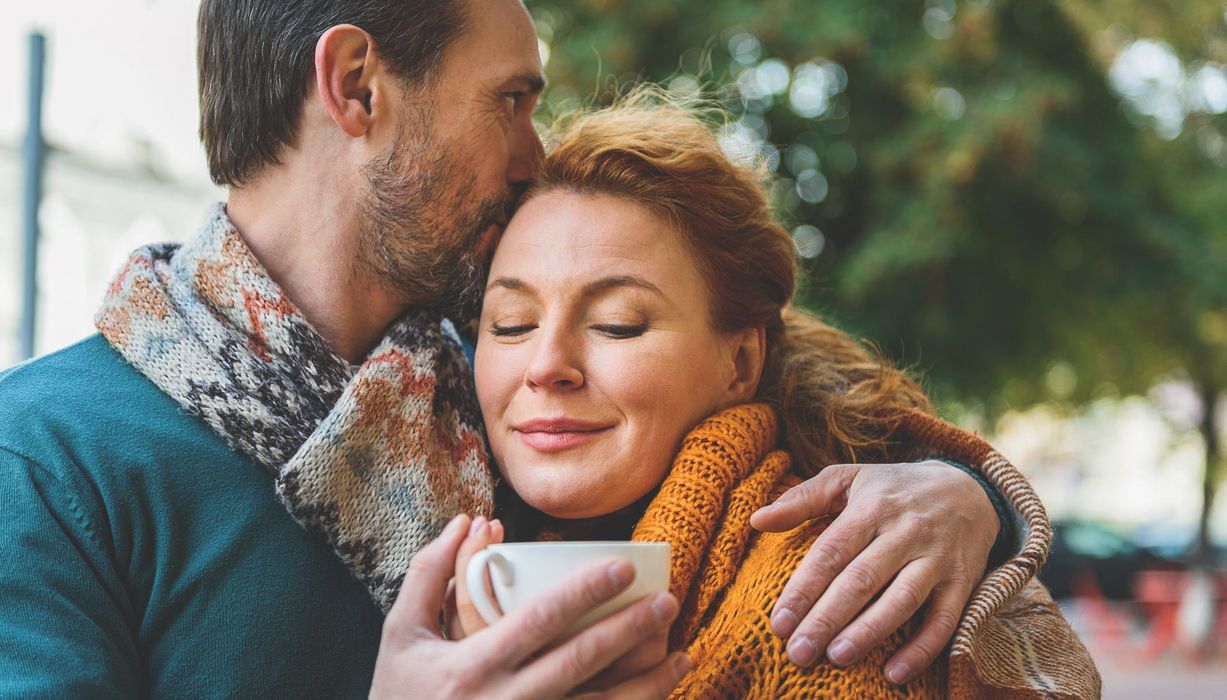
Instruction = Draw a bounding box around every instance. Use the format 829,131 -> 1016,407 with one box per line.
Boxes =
358,124 -> 517,322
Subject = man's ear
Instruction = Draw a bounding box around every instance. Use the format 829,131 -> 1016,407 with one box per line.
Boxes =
314,24 -> 379,138
721,324 -> 767,407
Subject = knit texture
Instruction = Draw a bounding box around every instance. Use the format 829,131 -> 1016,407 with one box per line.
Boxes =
95,204 -> 493,611
630,404 -> 1099,699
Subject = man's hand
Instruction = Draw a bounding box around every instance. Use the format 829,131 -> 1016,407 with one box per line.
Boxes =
749,461 -> 999,685
371,514 -> 692,699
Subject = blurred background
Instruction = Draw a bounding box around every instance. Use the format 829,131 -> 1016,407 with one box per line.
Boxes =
2,0 -> 1225,695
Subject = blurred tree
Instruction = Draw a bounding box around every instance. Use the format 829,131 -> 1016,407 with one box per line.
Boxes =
532,0 -> 1177,406
531,0 -> 1226,556
1060,0 -> 1227,569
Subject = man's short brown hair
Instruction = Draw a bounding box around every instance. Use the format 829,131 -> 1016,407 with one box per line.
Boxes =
197,0 -> 466,187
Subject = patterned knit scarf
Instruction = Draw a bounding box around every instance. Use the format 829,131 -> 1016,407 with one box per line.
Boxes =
96,203 -> 494,612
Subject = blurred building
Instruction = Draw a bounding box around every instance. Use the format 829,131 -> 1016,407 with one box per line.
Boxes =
0,141 -> 218,365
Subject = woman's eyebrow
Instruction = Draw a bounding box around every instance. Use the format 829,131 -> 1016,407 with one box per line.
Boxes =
485,275 -> 662,298
486,277 -> 534,294
581,275 -> 664,298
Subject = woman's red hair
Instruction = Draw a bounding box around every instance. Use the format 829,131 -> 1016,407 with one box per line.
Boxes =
527,90 -> 933,473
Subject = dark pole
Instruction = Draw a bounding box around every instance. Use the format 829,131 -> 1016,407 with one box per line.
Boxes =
20,32 -> 47,361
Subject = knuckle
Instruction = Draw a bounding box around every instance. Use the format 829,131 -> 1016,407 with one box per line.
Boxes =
808,538 -> 851,574
844,563 -> 882,600
522,601 -> 569,638
405,550 -> 437,583
903,512 -> 936,540
854,616 -> 886,646
929,605 -> 962,636
947,564 -> 973,589
799,611 -> 838,642
893,577 -> 930,614
561,633 -> 602,679
778,588 -> 817,617
631,603 -> 665,638
908,636 -> 941,666
786,478 -> 820,505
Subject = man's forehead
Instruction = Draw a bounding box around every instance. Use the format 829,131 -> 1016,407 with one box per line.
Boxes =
446,0 -> 543,81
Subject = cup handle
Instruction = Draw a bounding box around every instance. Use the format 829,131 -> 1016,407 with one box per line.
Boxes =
465,549 -> 512,626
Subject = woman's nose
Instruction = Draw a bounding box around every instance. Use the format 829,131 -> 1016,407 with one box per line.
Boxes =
524,333 -> 584,390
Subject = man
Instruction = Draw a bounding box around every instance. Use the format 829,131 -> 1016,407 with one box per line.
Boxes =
0,0 -> 1018,696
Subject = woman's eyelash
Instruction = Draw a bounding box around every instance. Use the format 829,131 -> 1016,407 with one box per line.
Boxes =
489,324 -> 535,337
593,324 -> 647,339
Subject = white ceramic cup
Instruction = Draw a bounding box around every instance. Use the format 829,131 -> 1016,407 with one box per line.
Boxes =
465,541 -> 671,636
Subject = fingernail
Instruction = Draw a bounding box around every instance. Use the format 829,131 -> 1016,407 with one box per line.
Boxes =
671,653 -> 693,680
607,559 -> 635,588
444,514 -> 467,536
787,635 -> 818,666
886,661 -> 912,684
469,516 -> 487,536
828,639 -> 855,665
770,607 -> 799,637
650,593 -> 679,623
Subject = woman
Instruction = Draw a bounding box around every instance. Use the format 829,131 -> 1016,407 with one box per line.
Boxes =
450,97 -> 1099,697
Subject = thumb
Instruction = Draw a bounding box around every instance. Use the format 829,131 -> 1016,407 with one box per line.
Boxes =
386,514 -> 472,636
750,464 -> 860,532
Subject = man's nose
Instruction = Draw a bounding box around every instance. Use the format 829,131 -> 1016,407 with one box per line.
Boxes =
506,119 -> 544,187
524,332 -> 584,390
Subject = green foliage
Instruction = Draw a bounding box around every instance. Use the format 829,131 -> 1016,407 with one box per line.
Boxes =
530,0 -> 1227,417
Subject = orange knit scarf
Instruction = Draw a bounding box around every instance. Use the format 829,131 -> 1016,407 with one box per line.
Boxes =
631,403 -> 945,699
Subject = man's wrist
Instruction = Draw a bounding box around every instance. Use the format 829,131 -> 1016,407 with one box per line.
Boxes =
936,459 -> 1018,571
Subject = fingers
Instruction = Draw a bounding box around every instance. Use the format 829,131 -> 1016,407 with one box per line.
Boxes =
824,559 -> 938,667
467,557 -> 639,667
750,464 -> 860,532
453,516 -> 498,636
768,510 -> 876,640
385,514 -> 471,639
573,653 -> 693,700
513,591 -> 681,697
579,619 -> 671,691
782,532 -> 906,666
884,582 -> 969,684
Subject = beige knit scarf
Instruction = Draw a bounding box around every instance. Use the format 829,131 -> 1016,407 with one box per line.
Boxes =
96,203 -> 494,612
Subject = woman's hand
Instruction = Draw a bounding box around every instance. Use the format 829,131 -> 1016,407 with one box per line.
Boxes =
447,517 -> 673,692
749,460 -> 1000,684
448,516 -> 506,639
371,514 -> 691,699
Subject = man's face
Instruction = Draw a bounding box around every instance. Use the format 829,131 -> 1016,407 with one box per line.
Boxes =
358,0 -> 544,321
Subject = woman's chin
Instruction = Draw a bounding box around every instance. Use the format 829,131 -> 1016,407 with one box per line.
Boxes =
524,499 -> 609,520
519,488 -> 634,521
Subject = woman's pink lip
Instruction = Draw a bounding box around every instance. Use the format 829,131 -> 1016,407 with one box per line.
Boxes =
515,427 -> 613,453
512,419 -> 615,453
513,418 -> 611,433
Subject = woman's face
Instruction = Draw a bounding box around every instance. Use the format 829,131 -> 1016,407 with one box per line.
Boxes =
475,190 -> 756,519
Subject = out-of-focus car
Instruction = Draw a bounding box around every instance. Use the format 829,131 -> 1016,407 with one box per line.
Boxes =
1040,521 -> 1185,599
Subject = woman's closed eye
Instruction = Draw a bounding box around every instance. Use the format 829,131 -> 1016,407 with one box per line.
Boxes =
592,323 -> 647,340
489,323 -> 536,337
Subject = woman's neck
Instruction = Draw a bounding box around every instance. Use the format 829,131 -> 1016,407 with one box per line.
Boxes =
504,488 -> 660,542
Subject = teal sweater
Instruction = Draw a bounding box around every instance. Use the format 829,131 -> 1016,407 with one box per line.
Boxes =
0,335 -> 383,698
